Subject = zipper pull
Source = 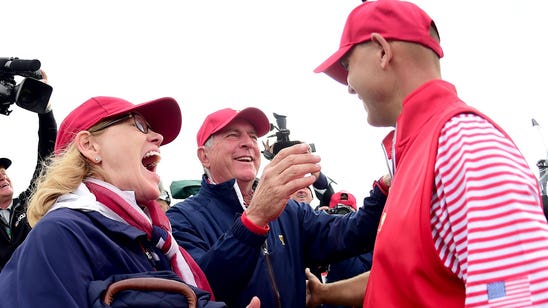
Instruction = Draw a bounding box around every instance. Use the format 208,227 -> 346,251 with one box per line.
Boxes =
144,249 -> 153,261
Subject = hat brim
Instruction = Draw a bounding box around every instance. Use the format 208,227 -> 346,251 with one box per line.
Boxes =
197,107 -> 271,146
314,45 -> 354,85
232,107 -> 271,138
0,158 -> 12,169
208,107 -> 270,142
105,97 -> 182,146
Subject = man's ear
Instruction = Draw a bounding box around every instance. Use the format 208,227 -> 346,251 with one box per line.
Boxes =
371,33 -> 392,68
197,146 -> 210,169
74,131 -> 100,162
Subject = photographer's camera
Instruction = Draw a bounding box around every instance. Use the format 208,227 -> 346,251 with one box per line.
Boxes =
262,112 -> 316,160
0,57 -> 53,116
325,205 -> 354,216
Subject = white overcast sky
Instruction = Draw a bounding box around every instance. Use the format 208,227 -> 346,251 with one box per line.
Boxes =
2,0 -> 548,205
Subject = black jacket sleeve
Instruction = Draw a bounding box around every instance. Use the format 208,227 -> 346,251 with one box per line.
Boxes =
18,110 -> 57,205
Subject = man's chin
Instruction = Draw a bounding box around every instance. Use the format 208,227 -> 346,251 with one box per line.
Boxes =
0,190 -> 14,199
236,173 -> 258,183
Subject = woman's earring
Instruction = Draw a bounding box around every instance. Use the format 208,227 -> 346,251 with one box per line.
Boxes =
95,157 -> 101,163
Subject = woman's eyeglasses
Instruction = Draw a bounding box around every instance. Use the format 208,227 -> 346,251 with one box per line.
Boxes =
89,113 -> 151,134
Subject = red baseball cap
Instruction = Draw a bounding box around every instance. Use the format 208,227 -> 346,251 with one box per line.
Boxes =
314,0 -> 443,85
196,107 -> 270,146
329,190 -> 357,210
55,96 -> 182,155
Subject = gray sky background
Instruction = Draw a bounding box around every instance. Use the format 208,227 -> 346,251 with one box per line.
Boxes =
2,0 -> 547,206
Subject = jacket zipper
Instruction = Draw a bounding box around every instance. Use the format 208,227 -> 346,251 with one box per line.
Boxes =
139,241 -> 158,270
262,241 -> 281,308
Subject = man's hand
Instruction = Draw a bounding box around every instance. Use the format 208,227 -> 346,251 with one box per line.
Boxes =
381,173 -> 392,188
246,296 -> 260,308
37,69 -> 52,113
246,143 -> 321,227
38,69 -> 49,84
306,268 -> 369,307
305,268 -> 325,308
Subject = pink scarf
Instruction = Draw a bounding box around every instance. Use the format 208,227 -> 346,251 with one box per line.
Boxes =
84,180 -> 214,299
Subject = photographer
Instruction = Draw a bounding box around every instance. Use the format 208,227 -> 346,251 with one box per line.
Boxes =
0,69 -> 56,271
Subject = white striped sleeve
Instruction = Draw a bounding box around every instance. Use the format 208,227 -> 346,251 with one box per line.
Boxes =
432,113 -> 548,307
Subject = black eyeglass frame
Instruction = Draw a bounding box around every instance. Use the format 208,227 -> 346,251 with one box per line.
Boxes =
89,113 -> 151,134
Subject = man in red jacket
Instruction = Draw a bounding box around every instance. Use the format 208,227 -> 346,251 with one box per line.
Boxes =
308,0 -> 548,307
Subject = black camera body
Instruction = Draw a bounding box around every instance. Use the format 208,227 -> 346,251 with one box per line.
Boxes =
325,205 -> 354,216
0,57 -> 53,116
262,112 -> 315,160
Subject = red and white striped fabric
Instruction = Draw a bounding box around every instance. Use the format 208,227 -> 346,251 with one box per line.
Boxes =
84,179 -> 214,298
433,113 -> 548,307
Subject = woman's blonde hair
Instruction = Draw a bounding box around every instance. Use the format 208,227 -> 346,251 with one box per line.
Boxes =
27,132 -> 105,227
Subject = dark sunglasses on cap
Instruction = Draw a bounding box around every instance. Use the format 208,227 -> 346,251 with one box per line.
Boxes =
89,113 -> 152,134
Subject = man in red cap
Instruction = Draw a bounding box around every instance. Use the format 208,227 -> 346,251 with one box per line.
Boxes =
309,0 -> 548,307
0,69 -> 57,271
167,107 -> 388,307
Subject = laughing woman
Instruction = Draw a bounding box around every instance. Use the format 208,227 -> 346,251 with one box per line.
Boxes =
0,96 -> 258,308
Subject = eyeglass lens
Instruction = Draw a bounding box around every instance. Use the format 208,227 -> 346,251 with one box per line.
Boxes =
132,113 -> 151,134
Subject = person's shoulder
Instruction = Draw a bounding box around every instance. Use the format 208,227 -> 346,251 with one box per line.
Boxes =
23,209 -> 96,249
11,197 -> 24,211
36,208 -> 92,230
170,195 -> 203,209
166,196 -> 206,220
